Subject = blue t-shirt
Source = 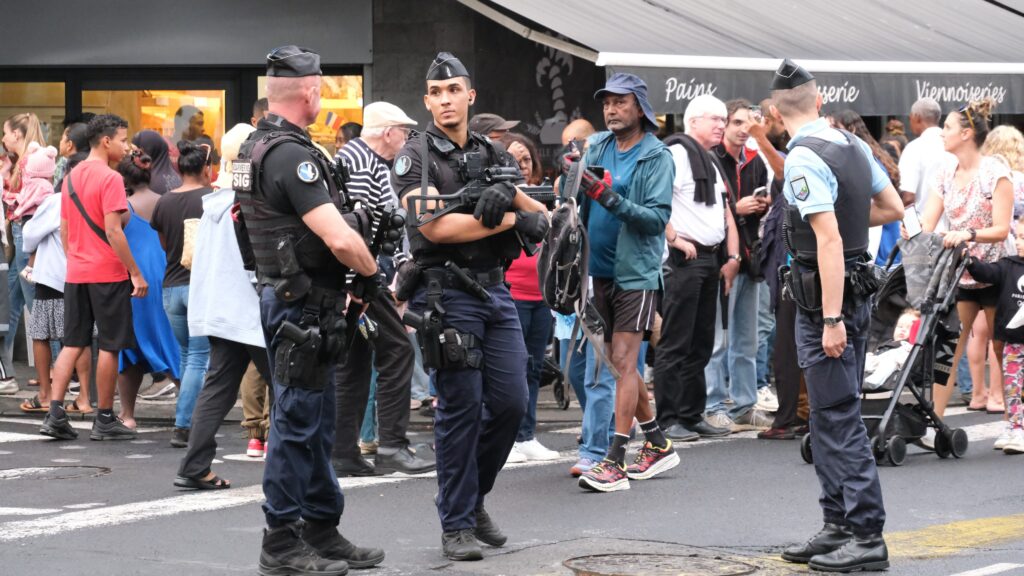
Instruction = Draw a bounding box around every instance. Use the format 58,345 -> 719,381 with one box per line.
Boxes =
588,140 -> 642,278
872,160 -> 902,266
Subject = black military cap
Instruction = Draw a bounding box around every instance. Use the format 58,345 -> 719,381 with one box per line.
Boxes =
771,58 -> 814,90
426,52 -> 470,81
266,45 -> 322,78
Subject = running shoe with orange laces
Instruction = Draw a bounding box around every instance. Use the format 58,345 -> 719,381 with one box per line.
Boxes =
578,459 -> 629,492
625,440 -> 680,480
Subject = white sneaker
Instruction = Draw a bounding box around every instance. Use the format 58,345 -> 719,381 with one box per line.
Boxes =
732,408 -> 774,432
918,428 -> 936,451
0,378 -> 18,395
514,438 -> 560,461
994,421 -> 1013,451
1003,428 -> 1024,455
705,412 -> 735,431
505,443 -> 527,464
756,387 -> 779,412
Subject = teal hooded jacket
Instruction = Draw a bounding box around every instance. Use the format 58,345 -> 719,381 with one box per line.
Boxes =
582,130 -> 674,290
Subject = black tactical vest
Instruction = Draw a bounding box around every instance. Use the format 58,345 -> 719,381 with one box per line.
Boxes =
233,129 -> 349,286
784,130 -> 873,266
405,129 -> 520,270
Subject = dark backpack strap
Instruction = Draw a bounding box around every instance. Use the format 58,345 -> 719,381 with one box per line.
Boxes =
66,173 -> 110,246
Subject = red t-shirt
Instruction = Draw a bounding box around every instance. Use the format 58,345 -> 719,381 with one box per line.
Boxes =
61,159 -> 129,284
506,250 -> 543,301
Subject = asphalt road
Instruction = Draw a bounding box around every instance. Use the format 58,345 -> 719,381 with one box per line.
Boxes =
0,405 -> 1021,576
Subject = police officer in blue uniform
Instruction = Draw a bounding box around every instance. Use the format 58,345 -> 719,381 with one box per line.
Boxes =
234,45 -> 386,576
770,59 -> 904,572
390,52 -> 549,561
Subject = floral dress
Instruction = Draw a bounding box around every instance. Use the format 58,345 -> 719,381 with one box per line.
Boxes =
938,155 -> 1012,288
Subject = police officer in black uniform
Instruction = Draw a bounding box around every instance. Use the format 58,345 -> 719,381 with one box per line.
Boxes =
770,60 -> 904,572
390,52 -> 549,561
234,45 -> 386,576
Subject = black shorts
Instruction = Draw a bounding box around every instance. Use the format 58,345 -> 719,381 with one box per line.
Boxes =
591,278 -> 659,343
63,281 -> 136,351
955,284 -> 999,307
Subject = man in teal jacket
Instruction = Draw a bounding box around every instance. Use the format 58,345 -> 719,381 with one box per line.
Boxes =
571,72 -> 678,493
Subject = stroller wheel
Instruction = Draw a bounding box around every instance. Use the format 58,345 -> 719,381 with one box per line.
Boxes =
800,433 -> 813,464
870,435 -> 887,461
885,436 -> 907,466
949,428 -> 969,458
934,430 -> 952,459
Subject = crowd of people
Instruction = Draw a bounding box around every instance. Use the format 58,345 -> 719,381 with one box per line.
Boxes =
1,45 -> 1023,573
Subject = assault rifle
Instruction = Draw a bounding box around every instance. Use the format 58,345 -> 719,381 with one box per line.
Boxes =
404,166 -> 557,255
343,203 -> 407,352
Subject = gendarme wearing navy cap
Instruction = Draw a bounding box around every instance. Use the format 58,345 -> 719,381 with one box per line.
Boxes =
266,45 -> 322,77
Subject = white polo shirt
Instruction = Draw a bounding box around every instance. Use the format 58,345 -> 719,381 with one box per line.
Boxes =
666,143 -> 727,248
898,126 -> 955,212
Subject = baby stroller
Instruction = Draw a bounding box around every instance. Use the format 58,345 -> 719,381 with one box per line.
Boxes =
800,233 -> 970,466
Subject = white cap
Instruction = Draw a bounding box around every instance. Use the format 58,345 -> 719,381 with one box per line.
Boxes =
362,102 -> 417,129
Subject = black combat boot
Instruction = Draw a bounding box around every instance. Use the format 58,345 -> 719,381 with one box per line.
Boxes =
302,519 -> 385,569
808,533 -> 889,573
258,522 -> 349,576
781,523 -> 853,564
441,529 -> 483,561
473,504 -> 507,547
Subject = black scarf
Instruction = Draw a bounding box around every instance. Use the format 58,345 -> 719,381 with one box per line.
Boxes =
663,132 -> 719,206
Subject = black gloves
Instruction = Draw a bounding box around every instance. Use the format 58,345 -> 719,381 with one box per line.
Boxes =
473,181 -> 516,228
514,210 -> 549,244
350,272 -> 382,303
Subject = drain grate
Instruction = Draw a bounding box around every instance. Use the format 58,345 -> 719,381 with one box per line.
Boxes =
0,466 -> 111,481
564,553 -> 758,576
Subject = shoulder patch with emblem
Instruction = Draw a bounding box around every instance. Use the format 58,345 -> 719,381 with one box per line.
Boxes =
395,155 -> 412,176
297,161 -> 319,183
790,175 -> 810,201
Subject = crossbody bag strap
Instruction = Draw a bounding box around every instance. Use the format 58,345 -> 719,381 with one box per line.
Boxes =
66,173 -> 110,246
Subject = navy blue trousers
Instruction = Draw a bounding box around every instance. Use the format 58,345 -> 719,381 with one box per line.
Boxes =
411,284 -> 528,532
260,288 -> 345,527
795,301 -> 886,536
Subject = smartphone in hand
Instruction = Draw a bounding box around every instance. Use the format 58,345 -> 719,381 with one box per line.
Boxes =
903,206 -> 922,238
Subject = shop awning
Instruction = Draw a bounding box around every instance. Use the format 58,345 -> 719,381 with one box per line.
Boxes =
482,0 -> 1024,115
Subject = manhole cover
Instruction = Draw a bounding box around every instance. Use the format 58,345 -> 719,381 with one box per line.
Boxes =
564,553 -> 757,576
0,466 -> 111,481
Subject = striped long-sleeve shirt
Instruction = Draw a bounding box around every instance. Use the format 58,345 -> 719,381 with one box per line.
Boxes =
335,138 -> 409,279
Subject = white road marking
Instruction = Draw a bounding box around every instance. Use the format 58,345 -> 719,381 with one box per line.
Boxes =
0,432 -> 46,443
221,453 -> 265,463
948,563 -> 1024,576
51,458 -> 81,464
0,467 -> 54,480
0,451 -> 11,455
0,507 -> 64,516
63,503 -> 104,510
61,445 -> 84,450
125,454 -> 151,459
0,417 -> 169,433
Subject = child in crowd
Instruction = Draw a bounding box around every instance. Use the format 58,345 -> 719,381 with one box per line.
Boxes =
864,308 -> 920,390
965,242 -> 1024,454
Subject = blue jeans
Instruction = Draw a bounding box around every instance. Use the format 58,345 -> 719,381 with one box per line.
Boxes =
409,332 -> 433,401
756,280 -> 776,390
560,338 -> 587,411
360,367 -> 378,443
4,222 -> 34,372
957,351 -> 973,395
515,300 -> 552,442
578,340 -> 646,462
163,284 -> 210,429
705,274 -> 761,419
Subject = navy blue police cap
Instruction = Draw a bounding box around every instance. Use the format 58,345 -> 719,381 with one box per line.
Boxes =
427,52 -> 470,81
771,59 -> 814,90
266,45 -> 322,78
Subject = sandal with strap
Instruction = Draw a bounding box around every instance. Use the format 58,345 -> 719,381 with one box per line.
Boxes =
64,399 -> 94,415
20,395 -> 47,413
174,473 -> 231,491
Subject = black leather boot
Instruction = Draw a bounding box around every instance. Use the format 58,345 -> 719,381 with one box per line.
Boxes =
258,522 -> 349,576
781,523 -> 853,564
473,504 -> 507,547
441,529 -> 483,561
331,455 -> 379,477
809,533 -> 889,572
302,520 -> 385,569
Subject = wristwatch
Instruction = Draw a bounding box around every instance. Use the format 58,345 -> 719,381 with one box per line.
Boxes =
823,314 -> 845,327
728,254 -> 742,263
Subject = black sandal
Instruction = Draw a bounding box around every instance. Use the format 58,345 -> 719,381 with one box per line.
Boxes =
20,395 -> 47,413
173,473 -> 231,491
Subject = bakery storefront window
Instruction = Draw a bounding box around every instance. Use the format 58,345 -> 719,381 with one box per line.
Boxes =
258,75 -> 363,154
82,89 -> 226,160
0,82 -> 66,148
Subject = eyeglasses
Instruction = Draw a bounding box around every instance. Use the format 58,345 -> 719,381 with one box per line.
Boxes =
958,103 -> 975,131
